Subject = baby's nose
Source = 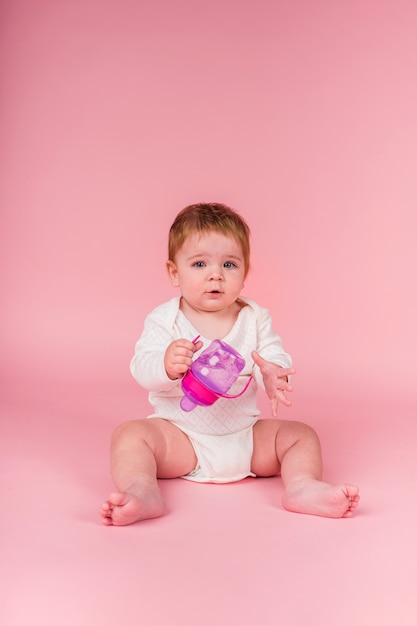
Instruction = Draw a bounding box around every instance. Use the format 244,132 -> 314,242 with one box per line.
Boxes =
210,268 -> 224,280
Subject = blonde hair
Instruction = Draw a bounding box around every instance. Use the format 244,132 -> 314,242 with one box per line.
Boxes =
168,203 -> 251,276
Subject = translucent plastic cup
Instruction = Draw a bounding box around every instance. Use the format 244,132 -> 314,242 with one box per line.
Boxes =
180,339 -> 250,412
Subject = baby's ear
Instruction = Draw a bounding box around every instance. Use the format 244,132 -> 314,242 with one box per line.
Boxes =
166,260 -> 179,286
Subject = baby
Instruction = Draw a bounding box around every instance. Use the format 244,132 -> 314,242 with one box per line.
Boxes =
101,202 -> 359,525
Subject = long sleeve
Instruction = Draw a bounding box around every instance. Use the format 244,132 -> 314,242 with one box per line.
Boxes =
240,298 -> 292,389
130,300 -> 181,392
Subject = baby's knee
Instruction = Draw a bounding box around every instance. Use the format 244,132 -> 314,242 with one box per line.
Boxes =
111,419 -> 150,446
290,420 -> 320,442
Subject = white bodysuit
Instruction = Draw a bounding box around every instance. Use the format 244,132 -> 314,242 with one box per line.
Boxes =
130,297 -> 292,483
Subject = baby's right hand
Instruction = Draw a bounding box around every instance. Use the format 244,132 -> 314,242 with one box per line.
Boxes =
164,338 -> 203,380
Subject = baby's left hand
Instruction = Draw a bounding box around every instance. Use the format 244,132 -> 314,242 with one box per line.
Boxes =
251,351 -> 296,416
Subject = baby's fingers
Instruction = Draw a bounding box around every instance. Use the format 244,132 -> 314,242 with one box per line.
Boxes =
270,392 -> 292,416
277,367 -> 296,379
277,389 -> 293,407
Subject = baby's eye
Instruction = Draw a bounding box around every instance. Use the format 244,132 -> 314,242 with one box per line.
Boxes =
224,261 -> 237,269
192,261 -> 206,268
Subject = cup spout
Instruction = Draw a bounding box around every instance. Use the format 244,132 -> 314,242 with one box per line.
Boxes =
180,396 -> 197,412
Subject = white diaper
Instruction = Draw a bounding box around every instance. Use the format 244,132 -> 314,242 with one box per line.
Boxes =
178,425 -> 256,483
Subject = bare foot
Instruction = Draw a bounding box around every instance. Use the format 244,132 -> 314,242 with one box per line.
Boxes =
100,485 -> 164,526
282,479 -> 360,518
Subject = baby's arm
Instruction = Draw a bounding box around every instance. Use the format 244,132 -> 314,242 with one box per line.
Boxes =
252,351 -> 295,416
130,308 -> 203,390
250,303 -> 295,415
130,315 -> 176,391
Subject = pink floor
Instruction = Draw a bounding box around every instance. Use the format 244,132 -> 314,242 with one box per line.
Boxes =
2,376 -> 416,626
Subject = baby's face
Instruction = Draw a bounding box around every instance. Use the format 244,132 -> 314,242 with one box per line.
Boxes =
167,231 -> 245,314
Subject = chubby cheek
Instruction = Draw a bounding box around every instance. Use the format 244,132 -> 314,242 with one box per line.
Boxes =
177,274 -> 200,293
233,276 -> 245,293
187,277 -> 204,292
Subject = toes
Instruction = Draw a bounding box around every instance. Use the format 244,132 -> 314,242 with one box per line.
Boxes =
345,492 -> 360,516
108,492 -> 127,506
345,484 -> 360,497
100,499 -> 116,524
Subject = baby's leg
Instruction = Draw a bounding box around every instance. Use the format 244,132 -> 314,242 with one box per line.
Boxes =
100,418 -> 197,526
252,419 -> 359,518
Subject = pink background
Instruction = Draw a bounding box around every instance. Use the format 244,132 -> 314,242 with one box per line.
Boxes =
1,1 -> 416,625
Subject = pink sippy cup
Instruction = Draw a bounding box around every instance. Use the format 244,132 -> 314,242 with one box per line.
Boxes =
180,339 -> 252,412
